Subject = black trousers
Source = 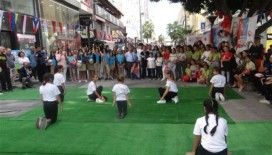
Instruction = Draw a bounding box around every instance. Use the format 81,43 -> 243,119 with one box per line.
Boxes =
141,65 -> 147,78
88,86 -> 107,101
262,84 -> 272,102
43,101 -> 58,124
22,77 -> 33,88
37,64 -> 47,82
125,62 -> 133,79
158,87 -> 177,102
31,66 -> 37,79
196,145 -> 228,155
211,87 -> 224,99
156,66 -> 162,79
117,100 -> 127,116
57,86 -> 65,102
147,68 -> 155,79
0,69 -> 12,91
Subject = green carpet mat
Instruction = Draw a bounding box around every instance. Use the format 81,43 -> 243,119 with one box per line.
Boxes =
1,87 -> 239,124
1,86 -> 268,155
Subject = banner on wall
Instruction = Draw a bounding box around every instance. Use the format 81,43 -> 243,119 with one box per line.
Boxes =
236,15 -> 258,52
8,11 -> 15,31
32,17 -> 40,34
0,10 -> 3,30
186,31 -> 210,46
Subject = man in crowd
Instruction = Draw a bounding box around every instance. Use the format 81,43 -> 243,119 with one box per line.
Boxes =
0,46 -> 12,92
36,46 -> 48,82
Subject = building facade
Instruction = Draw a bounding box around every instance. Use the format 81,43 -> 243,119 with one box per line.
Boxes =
0,0 -> 125,50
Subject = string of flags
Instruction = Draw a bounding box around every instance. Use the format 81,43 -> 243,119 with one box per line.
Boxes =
0,9 -> 80,35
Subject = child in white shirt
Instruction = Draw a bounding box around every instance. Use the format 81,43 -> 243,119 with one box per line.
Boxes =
53,65 -> 66,111
147,53 -> 156,80
112,76 -> 131,119
87,74 -> 107,103
209,67 -> 226,102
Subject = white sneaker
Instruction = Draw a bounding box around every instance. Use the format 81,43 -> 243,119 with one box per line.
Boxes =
87,98 -> 91,102
172,96 -> 179,104
85,80 -> 88,83
0,92 -> 3,95
157,99 -> 166,104
218,93 -> 225,102
96,98 -> 104,103
215,93 -> 220,101
78,80 -> 82,83
259,99 -> 271,104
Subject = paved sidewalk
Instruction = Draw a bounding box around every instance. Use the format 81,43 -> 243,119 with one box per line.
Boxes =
0,100 -> 40,117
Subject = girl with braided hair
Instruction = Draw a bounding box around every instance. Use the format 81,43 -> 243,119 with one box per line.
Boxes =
187,99 -> 228,155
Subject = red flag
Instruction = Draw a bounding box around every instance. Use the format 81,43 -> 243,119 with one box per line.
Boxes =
59,22 -> 62,33
52,21 -> 56,33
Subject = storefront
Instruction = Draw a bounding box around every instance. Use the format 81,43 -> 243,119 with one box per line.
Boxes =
0,0 -> 36,49
39,0 -> 80,50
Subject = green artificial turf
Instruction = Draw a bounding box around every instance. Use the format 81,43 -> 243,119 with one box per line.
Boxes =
1,86 -> 271,155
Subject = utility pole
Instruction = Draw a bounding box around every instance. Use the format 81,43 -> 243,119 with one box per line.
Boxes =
139,0 -> 143,42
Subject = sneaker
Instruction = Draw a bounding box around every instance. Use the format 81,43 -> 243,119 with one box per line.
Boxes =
218,93 -> 225,102
259,99 -> 271,104
215,93 -> 220,101
172,96 -> 179,104
0,92 -> 3,95
157,99 -> 166,104
96,98 -> 104,103
87,98 -> 91,102
40,117 -> 48,129
35,117 -> 42,129
84,80 -> 88,83
78,80 -> 82,83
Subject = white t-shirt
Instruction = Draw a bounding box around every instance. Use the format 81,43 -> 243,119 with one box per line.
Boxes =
147,57 -> 156,69
53,73 -> 65,86
137,49 -> 143,61
169,53 -> 177,62
87,81 -> 96,95
39,83 -> 60,102
202,50 -> 211,60
112,83 -> 130,101
177,53 -> 186,61
166,80 -> 178,93
156,57 -> 163,67
193,114 -> 228,153
18,57 -> 30,68
210,74 -> 226,88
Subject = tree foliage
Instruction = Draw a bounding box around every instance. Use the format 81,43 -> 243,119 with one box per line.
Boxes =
150,0 -> 272,35
167,21 -> 192,45
142,21 -> 155,43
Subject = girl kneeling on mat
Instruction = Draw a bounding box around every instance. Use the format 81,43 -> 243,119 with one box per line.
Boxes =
36,73 -> 61,129
87,74 -> 107,103
157,70 -> 179,104
209,67 -> 226,102
187,99 -> 229,155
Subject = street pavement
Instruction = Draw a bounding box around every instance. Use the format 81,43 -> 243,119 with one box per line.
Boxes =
1,79 -> 272,122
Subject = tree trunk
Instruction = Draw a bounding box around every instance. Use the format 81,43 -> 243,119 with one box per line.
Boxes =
147,38 -> 149,43
255,18 -> 272,36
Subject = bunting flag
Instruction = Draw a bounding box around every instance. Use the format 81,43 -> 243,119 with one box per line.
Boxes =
32,17 -> 40,34
42,19 -> 48,33
0,10 -> 4,30
7,11 -> 15,31
15,13 -> 19,23
59,22 -> 63,33
52,21 -> 56,33
22,15 -> 27,34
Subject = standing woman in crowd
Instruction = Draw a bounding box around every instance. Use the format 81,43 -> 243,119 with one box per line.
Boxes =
53,65 -> 66,111
221,46 -> 233,84
36,73 -> 60,129
161,46 -> 170,81
116,48 -> 125,77
93,46 -> 101,79
67,50 -> 78,82
187,99 -> 228,155
86,49 -> 95,80
0,46 -> 13,92
157,70 -> 179,104
48,49 -> 57,74
169,47 -> 177,80
77,49 -> 88,83
17,51 -> 30,68
56,47 -> 67,80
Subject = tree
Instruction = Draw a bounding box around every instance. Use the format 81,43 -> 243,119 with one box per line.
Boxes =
158,34 -> 165,44
150,0 -> 272,35
167,21 -> 192,45
142,21 -> 154,43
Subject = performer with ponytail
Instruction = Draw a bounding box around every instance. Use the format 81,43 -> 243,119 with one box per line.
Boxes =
36,73 -> 60,129
187,99 -> 228,155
